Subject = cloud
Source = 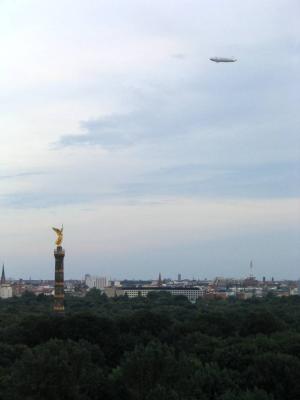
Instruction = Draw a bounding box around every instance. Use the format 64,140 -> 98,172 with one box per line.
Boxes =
1,0 -> 300,277
0,171 -> 46,180
171,53 -> 186,60
58,89 -> 207,149
123,161 -> 300,199
28,46 -> 300,207
0,192 -> 90,209
3,159 -> 298,211
56,39 -> 299,159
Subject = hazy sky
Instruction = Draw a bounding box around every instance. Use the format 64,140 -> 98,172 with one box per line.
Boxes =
1,0 -> 299,280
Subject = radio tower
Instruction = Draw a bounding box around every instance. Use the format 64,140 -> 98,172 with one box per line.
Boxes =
250,260 -> 254,278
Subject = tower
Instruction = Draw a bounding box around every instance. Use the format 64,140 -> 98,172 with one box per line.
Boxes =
52,226 -> 65,314
158,272 -> 162,287
54,246 -> 65,314
1,264 -> 5,285
250,260 -> 253,278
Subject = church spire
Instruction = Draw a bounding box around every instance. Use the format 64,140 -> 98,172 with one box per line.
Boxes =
1,264 -> 6,285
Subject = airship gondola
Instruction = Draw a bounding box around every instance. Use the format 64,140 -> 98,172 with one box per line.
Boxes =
210,57 -> 237,63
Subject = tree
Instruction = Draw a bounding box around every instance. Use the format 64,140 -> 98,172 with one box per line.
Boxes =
6,339 -> 105,400
220,389 -> 273,400
240,311 -> 286,336
116,342 -> 191,400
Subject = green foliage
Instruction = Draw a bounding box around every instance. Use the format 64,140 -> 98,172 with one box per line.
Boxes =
220,389 -> 274,400
6,339 -> 106,400
239,310 -> 286,336
0,292 -> 300,399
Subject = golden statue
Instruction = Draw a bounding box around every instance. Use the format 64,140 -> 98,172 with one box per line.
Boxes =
52,225 -> 63,246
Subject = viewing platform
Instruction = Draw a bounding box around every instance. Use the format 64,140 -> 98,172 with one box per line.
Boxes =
54,246 -> 65,256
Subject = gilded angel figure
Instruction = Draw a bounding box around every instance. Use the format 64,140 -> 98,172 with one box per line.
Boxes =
52,225 -> 63,246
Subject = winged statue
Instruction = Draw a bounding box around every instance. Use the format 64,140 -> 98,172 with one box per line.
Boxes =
52,225 -> 63,246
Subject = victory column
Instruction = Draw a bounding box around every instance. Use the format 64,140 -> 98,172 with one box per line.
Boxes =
52,226 -> 65,314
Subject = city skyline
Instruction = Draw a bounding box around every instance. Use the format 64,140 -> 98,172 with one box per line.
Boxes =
3,266 -> 298,282
0,1 -> 299,279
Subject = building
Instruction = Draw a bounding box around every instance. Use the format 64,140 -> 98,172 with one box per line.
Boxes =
12,281 -> 26,297
85,274 -> 107,290
0,264 -> 13,299
0,285 -> 12,299
104,285 -> 205,303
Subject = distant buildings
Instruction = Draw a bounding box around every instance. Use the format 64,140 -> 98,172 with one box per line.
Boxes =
85,274 -> 107,291
104,285 -> 205,302
1,261 -> 300,303
103,274 -> 300,303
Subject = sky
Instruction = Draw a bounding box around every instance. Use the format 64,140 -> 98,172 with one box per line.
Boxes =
0,0 -> 299,280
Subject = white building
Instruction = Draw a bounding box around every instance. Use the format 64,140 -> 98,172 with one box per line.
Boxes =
0,284 -> 13,299
105,286 -> 205,303
85,274 -> 107,290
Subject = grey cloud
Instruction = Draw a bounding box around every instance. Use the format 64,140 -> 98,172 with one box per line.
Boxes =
58,102 -> 199,149
3,160 -> 297,210
0,185 -> 126,209
171,53 -> 186,60
60,114 -> 135,148
119,161 -> 300,199
57,45 -> 299,153
0,192 -> 89,209
0,171 -> 46,180
39,3 -> 300,209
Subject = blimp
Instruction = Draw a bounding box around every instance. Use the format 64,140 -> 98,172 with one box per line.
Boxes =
210,57 -> 237,63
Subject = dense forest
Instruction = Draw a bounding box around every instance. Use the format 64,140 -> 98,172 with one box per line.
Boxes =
1,290 -> 300,399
